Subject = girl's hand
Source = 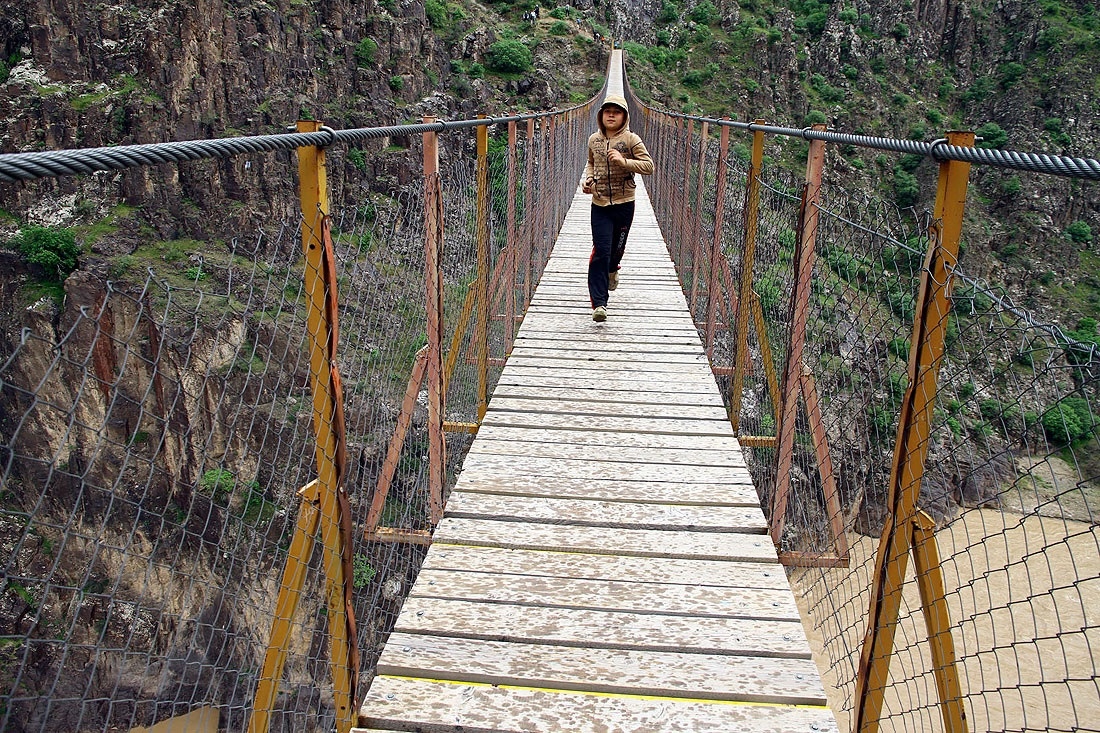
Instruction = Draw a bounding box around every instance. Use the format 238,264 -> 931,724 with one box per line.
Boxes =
607,149 -> 625,167
582,178 -> 595,194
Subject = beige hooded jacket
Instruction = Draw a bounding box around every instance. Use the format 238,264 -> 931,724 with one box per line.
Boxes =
583,94 -> 654,206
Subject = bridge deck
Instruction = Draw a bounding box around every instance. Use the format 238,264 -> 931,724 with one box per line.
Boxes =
355,181 -> 838,732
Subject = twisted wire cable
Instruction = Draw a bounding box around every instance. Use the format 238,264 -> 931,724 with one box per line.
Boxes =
0,106 -> 591,183
649,111 -> 1100,180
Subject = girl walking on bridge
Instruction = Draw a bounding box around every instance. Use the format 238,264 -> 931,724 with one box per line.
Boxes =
582,94 -> 654,322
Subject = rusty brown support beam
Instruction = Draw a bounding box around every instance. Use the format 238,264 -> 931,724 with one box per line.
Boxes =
423,117 -> 447,526
705,124 -> 730,357
506,119 -> 518,354
737,435 -> 778,448
524,118 -> 536,309
474,118 -> 491,423
854,130 -> 975,733
801,369 -> 848,562
443,421 -> 480,434
778,551 -> 852,569
677,119 -> 694,266
364,346 -> 428,532
770,125 -> 826,546
689,121 -> 709,316
729,120 -> 766,435
365,528 -> 434,546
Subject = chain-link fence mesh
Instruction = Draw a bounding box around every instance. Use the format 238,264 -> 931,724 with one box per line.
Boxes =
637,97 -> 1100,732
0,98 -> 596,732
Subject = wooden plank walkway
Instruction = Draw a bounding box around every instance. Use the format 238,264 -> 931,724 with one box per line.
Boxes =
354,176 -> 839,732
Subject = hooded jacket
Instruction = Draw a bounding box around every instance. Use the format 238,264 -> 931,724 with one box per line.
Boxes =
584,94 -> 654,207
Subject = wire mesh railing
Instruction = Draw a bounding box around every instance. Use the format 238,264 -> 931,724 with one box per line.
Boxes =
633,82 -> 1100,732
0,91 -> 597,732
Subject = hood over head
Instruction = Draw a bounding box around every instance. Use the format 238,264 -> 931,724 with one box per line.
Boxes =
598,93 -> 630,134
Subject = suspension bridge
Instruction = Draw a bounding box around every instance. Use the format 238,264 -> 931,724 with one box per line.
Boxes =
1,47 -> 1098,733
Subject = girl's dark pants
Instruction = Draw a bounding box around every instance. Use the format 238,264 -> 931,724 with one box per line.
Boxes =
588,200 -> 635,308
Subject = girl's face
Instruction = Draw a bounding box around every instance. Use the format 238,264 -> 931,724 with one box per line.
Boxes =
601,107 -> 625,132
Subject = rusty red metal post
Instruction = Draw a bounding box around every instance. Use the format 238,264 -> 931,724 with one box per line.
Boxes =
705,124 -> 730,357
423,117 -> 446,524
770,124 -> 826,545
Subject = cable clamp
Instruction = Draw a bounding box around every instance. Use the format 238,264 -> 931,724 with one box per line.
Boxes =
928,138 -> 950,161
318,125 -> 336,147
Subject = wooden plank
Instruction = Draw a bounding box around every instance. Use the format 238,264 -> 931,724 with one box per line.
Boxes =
496,366 -> 718,387
491,379 -> 725,401
465,439 -> 745,468
358,676 -> 840,733
508,348 -> 710,364
488,383 -> 726,408
433,518 -> 774,560
458,453 -> 754,483
445,492 -> 767,531
422,544 -> 791,589
410,566 -> 800,617
375,633 -> 828,705
475,424 -> 740,449
449,474 -> 760,506
503,356 -> 712,374
511,339 -> 706,355
480,412 -> 735,436
490,394 -> 730,416
394,597 -> 811,657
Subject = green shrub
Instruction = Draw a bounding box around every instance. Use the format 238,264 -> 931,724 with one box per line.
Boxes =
657,0 -> 679,23
468,62 -> 485,78
999,175 -> 1022,197
842,64 -> 858,80
976,122 -> 1008,149
888,337 -> 910,361
389,75 -> 404,91
1042,397 -> 1094,445
804,109 -> 828,126
488,40 -> 533,73
347,148 -> 367,171
1066,220 -> 1093,244
199,469 -> 234,504
355,38 -> 378,67
549,20 -> 570,35
682,63 -> 718,87
998,61 -> 1026,89
655,29 -> 671,46
353,554 -> 377,588
549,6 -> 572,19
891,22 -> 909,39
689,0 -> 718,25
15,226 -> 81,282
893,169 -> 920,208
838,7 -> 858,23
425,0 -> 447,28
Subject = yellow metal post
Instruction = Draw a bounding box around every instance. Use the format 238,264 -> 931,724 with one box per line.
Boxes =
474,117 -> 491,422
250,120 -> 358,733
912,511 -> 968,732
854,131 -> 974,733
247,482 -> 320,733
729,120 -> 766,433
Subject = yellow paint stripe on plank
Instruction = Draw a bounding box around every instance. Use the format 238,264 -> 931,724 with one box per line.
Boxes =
374,675 -> 829,710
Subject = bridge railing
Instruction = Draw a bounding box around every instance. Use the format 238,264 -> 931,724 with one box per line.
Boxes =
0,94 -> 597,732
630,78 -> 1100,732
